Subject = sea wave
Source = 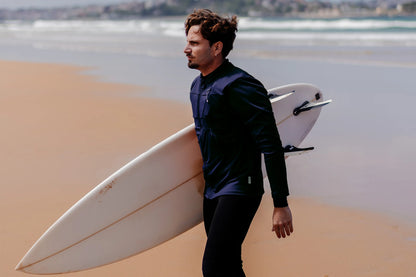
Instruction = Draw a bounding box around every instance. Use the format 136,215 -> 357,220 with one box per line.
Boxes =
238,17 -> 416,31
2,17 -> 416,34
238,31 -> 416,46
2,19 -> 167,33
1,17 -> 416,48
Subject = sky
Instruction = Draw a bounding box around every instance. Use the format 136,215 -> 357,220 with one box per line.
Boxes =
0,0 -> 147,9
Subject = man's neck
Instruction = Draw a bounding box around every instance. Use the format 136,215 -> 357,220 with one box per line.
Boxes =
200,58 -> 225,77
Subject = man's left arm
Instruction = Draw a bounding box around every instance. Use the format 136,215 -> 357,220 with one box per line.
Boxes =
226,77 -> 293,238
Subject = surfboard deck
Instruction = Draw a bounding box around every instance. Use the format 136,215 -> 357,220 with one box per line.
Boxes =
16,83 -> 330,274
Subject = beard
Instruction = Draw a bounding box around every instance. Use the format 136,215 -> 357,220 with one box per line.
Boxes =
187,61 -> 199,69
187,57 -> 199,69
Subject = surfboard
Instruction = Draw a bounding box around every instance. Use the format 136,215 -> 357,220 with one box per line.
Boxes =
16,83 -> 331,274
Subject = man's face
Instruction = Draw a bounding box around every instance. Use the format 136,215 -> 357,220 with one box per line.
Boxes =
184,25 -> 215,73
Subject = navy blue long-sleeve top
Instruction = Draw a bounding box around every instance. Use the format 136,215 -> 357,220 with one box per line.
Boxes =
190,60 -> 289,207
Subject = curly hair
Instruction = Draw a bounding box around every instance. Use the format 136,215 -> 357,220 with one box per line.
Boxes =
185,9 -> 238,58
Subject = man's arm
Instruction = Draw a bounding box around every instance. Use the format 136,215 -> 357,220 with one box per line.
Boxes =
226,77 -> 293,238
226,77 -> 289,201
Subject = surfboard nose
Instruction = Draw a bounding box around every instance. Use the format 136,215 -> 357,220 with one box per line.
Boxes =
15,260 -> 23,271
15,257 -> 38,274
15,255 -> 31,273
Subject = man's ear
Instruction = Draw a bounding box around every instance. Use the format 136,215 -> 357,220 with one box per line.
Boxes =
213,41 -> 223,57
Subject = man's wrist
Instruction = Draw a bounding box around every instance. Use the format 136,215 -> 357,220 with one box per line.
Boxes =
273,195 -> 288,208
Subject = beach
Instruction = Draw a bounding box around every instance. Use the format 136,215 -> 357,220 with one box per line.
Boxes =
1,15 -> 416,276
2,60 -> 416,277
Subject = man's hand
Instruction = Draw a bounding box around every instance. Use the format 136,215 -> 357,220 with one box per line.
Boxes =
272,206 -> 293,239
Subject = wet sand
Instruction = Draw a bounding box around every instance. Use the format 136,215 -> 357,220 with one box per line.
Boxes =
2,60 -> 416,277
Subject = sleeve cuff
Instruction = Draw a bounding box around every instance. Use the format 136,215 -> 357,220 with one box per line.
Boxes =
273,195 -> 288,208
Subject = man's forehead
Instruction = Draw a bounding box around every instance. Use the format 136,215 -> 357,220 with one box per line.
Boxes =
189,25 -> 201,33
187,25 -> 203,39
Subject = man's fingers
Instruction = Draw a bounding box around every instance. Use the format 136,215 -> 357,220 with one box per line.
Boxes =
277,227 -> 286,238
285,222 -> 293,235
273,226 -> 282,238
273,222 -> 293,239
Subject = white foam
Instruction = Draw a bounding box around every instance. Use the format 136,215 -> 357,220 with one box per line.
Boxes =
2,17 -> 416,32
2,17 -> 416,35
238,17 -> 416,31
238,31 -> 416,46
1,17 -> 415,51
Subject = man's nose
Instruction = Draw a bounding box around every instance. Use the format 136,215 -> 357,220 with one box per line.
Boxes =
184,44 -> 191,54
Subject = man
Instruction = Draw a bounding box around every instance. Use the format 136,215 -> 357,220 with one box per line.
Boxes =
184,9 -> 293,277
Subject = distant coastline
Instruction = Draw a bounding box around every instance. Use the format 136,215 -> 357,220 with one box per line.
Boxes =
1,0 -> 416,21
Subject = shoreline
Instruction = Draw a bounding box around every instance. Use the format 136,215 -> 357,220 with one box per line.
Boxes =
2,59 -> 416,276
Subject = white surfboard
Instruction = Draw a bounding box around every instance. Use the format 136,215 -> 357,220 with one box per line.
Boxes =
16,83 -> 331,274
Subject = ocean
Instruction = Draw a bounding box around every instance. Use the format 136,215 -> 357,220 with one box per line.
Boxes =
1,16 -> 415,224
1,16 -> 415,99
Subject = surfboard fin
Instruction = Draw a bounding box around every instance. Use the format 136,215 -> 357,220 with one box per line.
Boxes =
284,145 -> 314,156
293,99 -> 332,116
267,92 -> 293,102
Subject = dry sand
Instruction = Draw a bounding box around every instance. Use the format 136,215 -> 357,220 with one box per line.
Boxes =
1,60 -> 415,277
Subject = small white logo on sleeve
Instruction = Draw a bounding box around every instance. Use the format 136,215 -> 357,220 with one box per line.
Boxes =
248,176 -> 251,184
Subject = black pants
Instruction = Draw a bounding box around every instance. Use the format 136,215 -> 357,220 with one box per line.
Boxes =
202,195 -> 262,277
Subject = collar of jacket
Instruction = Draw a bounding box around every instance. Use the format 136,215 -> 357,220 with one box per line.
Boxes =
200,59 -> 231,84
